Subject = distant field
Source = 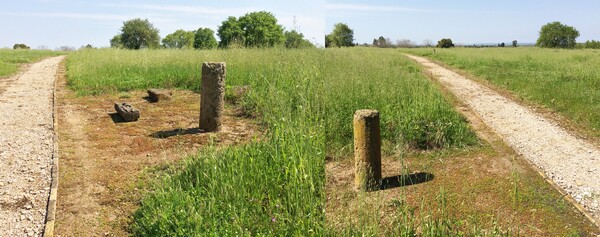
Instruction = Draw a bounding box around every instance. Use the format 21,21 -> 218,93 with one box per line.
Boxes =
404,47 -> 600,138
0,49 -> 64,77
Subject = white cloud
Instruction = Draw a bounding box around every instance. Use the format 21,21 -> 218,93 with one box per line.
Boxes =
0,12 -> 130,21
139,4 -> 255,16
325,3 -> 426,12
98,3 -> 256,17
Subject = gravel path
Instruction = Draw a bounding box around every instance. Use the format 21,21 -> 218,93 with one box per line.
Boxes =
0,56 -> 64,236
406,54 -> 600,225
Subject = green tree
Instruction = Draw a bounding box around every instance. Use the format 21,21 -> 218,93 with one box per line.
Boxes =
373,36 -> 389,47
584,40 -> 600,49
284,30 -> 313,48
13,44 -> 30,49
325,34 -> 334,48
437,38 -> 454,48
238,11 -> 284,47
217,11 -> 284,48
326,23 -> 354,47
120,18 -> 160,49
512,40 -> 518,47
194,28 -> 218,50
217,16 -> 245,48
162,29 -> 194,49
536,21 -> 579,48
110,34 -> 123,48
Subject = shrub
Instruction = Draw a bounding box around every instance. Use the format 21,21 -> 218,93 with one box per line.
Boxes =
13,44 -> 30,50
437,38 -> 454,48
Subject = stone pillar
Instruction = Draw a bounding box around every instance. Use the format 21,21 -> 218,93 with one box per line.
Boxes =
200,62 -> 226,132
354,109 -> 382,191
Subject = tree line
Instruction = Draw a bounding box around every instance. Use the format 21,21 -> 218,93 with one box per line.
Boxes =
110,11 -> 314,50
325,21 -> 600,49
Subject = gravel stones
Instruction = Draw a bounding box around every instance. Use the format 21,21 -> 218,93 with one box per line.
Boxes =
0,56 -> 65,236
408,54 -> 600,225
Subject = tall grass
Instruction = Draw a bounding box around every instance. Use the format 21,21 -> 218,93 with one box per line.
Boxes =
133,129 -> 324,235
0,49 -> 64,77
323,48 -> 478,154
67,49 -> 260,95
404,47 -> 600,137
65,48 -> 478,235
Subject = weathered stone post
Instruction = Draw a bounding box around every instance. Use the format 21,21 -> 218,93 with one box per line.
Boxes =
200,62 -> 226,132
354,109 -> 382,191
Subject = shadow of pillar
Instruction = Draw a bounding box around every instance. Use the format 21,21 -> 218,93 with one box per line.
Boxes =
378,172 -> 434,191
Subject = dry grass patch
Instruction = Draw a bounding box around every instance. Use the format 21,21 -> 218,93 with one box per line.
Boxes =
326,148 -> 598,236
326,102 -> 599,236
54,67 -> 260,236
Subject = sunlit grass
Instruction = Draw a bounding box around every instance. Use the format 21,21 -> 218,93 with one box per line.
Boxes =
66,48 -> 478,235
322,48 -> 478,155
0,49 -> 64,77
403,47 -> 600,138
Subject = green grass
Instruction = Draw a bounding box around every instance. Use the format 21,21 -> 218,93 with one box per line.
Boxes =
0,49 -> 64,77
322,48 -> 478,155
65,48 -> 479,235
404,47 -> 600,138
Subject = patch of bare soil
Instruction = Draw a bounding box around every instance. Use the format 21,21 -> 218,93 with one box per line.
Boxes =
54,67 -> 260,236
326,73 -> 599,235
0,56 -> 64,236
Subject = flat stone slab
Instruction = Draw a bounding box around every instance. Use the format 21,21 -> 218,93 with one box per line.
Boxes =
114,102 -> 140,122
147,89 -> 172,102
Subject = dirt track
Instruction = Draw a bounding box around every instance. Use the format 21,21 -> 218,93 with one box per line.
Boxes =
0,56 -> 64,236
406,54 -> 600,225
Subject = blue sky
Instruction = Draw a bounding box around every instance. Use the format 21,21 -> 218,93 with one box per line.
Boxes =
0,0 -> 324,49
1,0 -> 599,49
327,0 -> 600,45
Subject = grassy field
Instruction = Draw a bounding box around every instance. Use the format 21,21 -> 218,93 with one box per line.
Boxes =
0,49 -> 64,77
63,48 -> 598,235
68,48 -> 326,235
404,47 -> 600,138
65,48 -> 479,235
322,48 -> 477,155
322,48 -> 597,236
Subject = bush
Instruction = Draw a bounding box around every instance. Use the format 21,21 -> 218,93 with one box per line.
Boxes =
584,40 -> 600,49
437,38 -> 454,48
13,44 -> 30,50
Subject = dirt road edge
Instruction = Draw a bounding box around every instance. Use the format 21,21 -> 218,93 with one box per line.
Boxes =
43,58 -> 65,237
405,53 -> 600,230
